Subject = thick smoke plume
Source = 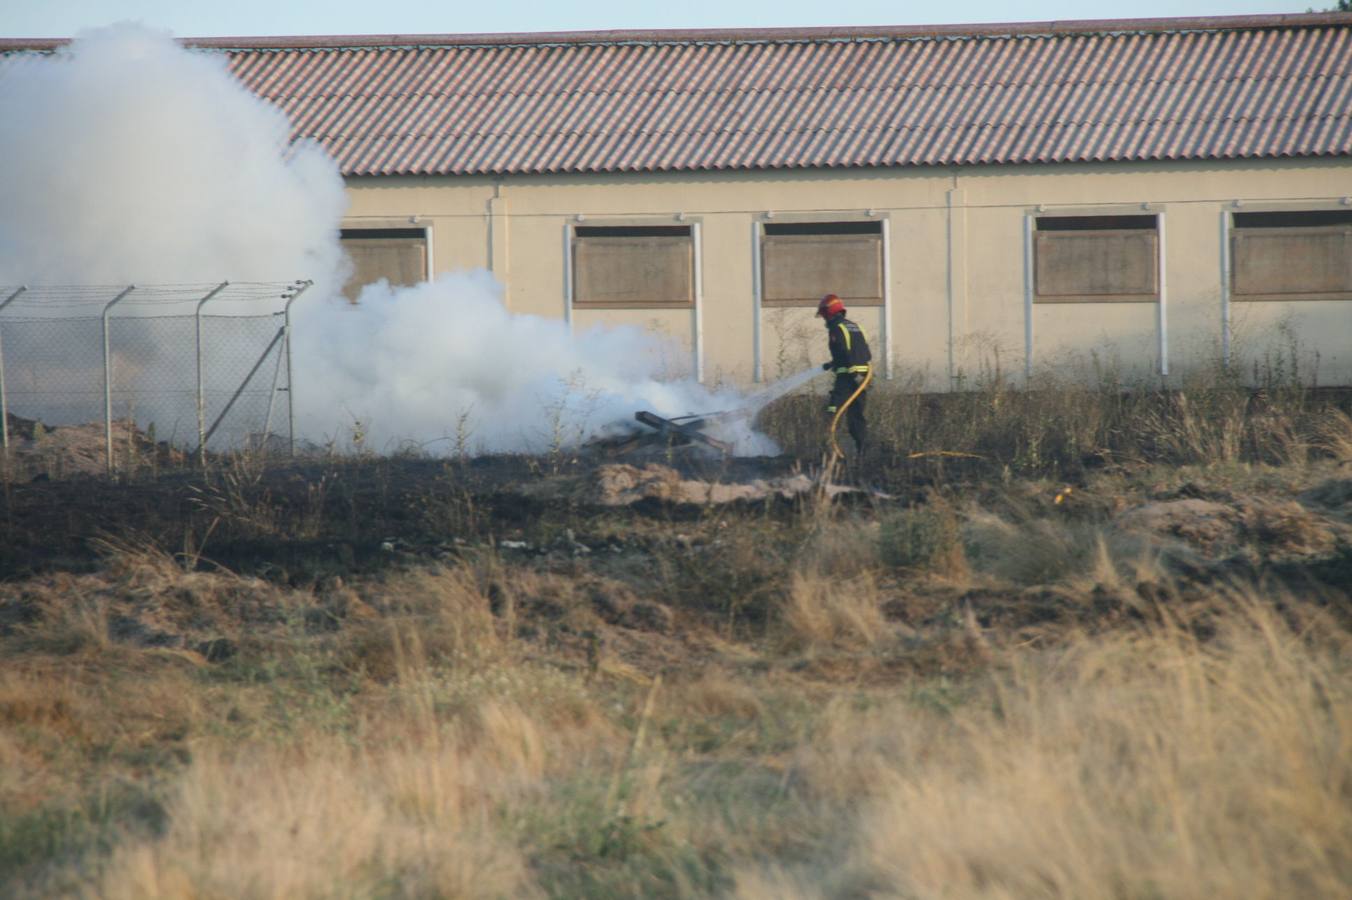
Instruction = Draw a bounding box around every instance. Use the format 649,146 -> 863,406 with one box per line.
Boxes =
293,276 -> 778,453
0,25 -> 791,455
0,24 -> 346,287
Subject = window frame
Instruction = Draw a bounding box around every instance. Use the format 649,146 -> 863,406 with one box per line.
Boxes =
758,220 -> 885,309
569,223 -> 696,310
339,224 -> 432,301
1229,209 -> 1352,303
1032,214 -> 1161,305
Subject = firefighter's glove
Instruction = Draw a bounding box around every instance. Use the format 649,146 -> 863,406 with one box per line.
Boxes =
821,361 -> 833,371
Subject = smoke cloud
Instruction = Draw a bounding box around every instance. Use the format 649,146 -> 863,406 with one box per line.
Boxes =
0,24 -> 346,288
292,275 -> 779,453
0,24 -> 789,456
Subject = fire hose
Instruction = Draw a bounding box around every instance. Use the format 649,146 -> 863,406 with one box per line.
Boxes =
827,366 -> 874,459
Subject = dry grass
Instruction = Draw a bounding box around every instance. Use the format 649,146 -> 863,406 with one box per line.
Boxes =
963,509 -> 1157,588
5,586 -> 1338,899
96,710 -> 545,900
330,565 -> 506,681
757,367 -> 1349,480
1319,408 -> 1352,464
741,594 -> 1352,899
5,562 -> 1351,898
4,374 -> 1352,896
879,502 -> 968,578
780,571 -> 887,653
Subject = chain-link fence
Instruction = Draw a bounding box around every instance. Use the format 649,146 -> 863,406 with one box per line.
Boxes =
0,281 -> 309,474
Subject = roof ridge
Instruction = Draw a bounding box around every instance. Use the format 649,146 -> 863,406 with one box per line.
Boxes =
2,13 -> 1351,53
4,15 -> 1349,173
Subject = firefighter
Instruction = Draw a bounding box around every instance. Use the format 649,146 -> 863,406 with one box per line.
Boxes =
818,293 -> 872,455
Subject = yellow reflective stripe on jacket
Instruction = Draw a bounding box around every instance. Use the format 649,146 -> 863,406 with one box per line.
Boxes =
836,322 -> 852,353
835,322 -> 869,351
835,365 -> 871,374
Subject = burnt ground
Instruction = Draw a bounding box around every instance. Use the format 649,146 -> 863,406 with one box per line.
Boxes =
4,432 -> 1351,677
4,449 -> 1351,585
0,452 -> 831,582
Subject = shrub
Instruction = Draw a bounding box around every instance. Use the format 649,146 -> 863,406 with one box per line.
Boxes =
779,572 -> 886,652
879,504 -> 965,576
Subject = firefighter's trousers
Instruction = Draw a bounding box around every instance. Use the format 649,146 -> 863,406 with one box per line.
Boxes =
827,373 -> 868,453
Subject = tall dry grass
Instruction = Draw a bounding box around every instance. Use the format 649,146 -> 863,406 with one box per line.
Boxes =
96,707 -> 545,899
88,592 -> 615,900
7,578 -> 1349,898
741,593 -> 1352,899
757,365 -> 1351,479
1319,408 -> 1352,464
780,571 -> 887,653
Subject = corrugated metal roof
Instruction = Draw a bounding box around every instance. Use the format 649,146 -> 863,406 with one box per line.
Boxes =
6,15 -> 1352,175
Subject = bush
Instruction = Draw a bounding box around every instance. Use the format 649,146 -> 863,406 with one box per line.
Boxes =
879,504 -> 965,576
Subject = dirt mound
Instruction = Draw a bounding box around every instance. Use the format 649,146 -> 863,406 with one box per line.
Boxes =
3,414 -> 183,477
1116,499 -> 1237,555
1116,496 -> 1343,562
520,463 -> 860,506
0,560 -> 290,660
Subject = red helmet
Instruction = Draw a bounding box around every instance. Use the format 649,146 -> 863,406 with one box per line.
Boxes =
816,293 -> 846,319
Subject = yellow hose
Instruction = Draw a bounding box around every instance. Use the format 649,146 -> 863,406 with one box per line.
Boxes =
828,367 -> 874,459
906,450 -> 986,460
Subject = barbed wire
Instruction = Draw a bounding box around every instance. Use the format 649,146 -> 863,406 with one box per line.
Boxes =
0,281 -> 308,309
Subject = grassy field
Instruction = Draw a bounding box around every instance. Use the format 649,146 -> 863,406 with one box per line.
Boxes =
2,374 -> 1351,898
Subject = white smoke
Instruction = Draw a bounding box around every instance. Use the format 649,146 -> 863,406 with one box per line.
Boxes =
0,24 -> 789,456
0,23 -> 346,288
292,274 -> 781,454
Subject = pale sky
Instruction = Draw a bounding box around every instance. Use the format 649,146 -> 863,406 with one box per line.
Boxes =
0,0 -> 1328,39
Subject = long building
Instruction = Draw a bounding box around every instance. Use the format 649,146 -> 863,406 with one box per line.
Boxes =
9,13 -> 1352,386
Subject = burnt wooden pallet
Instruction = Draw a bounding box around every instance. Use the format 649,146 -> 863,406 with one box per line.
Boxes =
588,410 -> 732,457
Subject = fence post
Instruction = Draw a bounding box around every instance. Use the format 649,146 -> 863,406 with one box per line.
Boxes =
282,281 -> 312,457
195,282 -> 229,466
1023,213 -> 1035,383
261,320 -> 287,445
102,286 -> 135,475
0,286 -> 28,457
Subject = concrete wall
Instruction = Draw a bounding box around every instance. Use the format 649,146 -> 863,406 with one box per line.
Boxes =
342,157 -> 1352,387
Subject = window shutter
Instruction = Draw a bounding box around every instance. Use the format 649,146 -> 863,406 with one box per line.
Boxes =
761,232 -> 883,307
572,232 -> 693,308
341,231 -> 428,301
1035,230 -> 1158,302
1232,225 -> 1352,300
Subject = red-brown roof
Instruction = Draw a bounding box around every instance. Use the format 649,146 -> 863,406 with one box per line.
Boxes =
4,14 -> 1351,176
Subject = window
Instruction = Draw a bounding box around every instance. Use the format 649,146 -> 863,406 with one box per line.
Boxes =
340,228 -> 429,301
1034,215 -> 1158,303
761,221 -> 883,307
572,225 -> 693,308
1232,211 -> 1352,302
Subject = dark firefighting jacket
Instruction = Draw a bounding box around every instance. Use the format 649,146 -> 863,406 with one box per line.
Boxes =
826,314 -> 872,375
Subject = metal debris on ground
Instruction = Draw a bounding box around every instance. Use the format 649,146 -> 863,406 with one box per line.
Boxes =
587,410 -> 733,457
